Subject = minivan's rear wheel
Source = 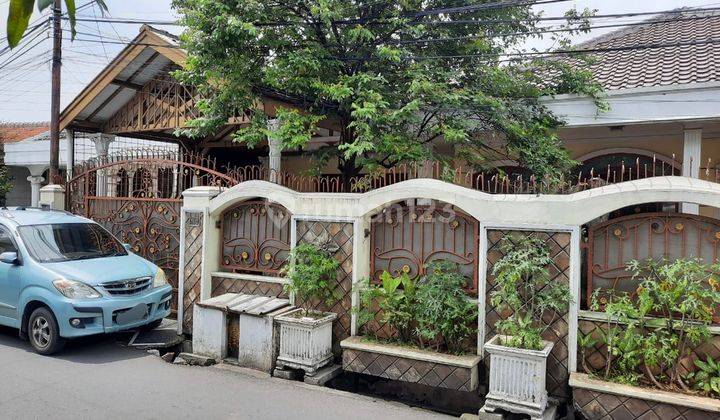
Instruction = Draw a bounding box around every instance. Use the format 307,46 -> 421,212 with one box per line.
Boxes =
28,307 -> 65,355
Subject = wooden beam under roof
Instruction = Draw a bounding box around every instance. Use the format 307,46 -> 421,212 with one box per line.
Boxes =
110,79 -> 144,91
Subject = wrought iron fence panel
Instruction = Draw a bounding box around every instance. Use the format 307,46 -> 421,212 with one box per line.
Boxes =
586,212 -> 720,308
219,200 -> 292,276
66,150 -> 240,315
369,201 -> 479,293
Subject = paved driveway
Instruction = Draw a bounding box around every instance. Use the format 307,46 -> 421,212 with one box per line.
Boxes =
0,326 -> 450,420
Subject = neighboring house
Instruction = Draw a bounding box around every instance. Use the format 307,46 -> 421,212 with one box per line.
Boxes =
544,8 -> 720,217
0,122 -> 50,206
0,122 -> 177,207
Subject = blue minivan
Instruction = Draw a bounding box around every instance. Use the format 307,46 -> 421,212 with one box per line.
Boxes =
0,207 -> 172,354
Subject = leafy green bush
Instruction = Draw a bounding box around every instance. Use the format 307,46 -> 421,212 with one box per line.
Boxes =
358,261 -> 477,354
584,258 -> 720,391
282,243 -> 340,316
687,356 -> 720,396
490,235 -> 572,350
358,271 -> 417,342
414,261 -> 478,354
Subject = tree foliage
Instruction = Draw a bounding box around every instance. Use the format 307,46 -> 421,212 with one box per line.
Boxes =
173,0 -> 603,183
0,166 -> 12,202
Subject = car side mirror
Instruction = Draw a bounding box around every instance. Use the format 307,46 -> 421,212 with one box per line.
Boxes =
0,252 -> 19,265
123,243 -> 132,252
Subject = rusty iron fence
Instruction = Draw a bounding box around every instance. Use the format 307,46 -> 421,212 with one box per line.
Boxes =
219,200 -> 292,276
220,155 -> 716,194
369,201 -> 479,293
66,150 -> 240,315
586,212 -> 720,309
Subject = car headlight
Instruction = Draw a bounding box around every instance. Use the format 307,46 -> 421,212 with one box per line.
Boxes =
53,279 -> 101,299
153,268 -> 167,288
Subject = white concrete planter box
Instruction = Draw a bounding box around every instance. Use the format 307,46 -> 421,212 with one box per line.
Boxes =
483,334 -> 554,420
571,372 -> 720,419
341,336 -> 482,391
275,308 -> 337,374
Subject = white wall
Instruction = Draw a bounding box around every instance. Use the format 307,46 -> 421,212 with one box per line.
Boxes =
544,82 -> 720,127
204,176 -> 720,227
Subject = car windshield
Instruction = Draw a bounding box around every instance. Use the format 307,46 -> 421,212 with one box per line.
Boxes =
18,223 -> 127,263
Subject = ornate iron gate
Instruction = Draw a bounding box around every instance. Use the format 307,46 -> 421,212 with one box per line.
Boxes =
586,212 -> 720,307
66,151 -> 239,316
369,200 -> 479,293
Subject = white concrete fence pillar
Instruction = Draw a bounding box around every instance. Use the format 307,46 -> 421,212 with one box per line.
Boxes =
39,185 -> 65,210
682,128 -> 702,214
267,119 -> 282,183
27,175 -> 45,207
65,128 -> 75,183
92,134 -> 115,197
177,186 -> 224,334
351,215 -> 372,336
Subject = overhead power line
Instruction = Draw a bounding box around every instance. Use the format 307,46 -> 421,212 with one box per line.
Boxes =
414,5 -> 720,26
64,16 -> 182,25
402,36 -> 720,61
391,14 -> 718,46
54,15 -> 720,63
61,5 -> 720,30
57,10 -> 716,52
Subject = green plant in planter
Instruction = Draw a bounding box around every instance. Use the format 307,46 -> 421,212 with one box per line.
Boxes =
687,355 -> 720,396
282,243 -> 340,316
588,258 -> 720,391
358,271 -> 417,342
490,235 -> 572,350
414,261 -> 478,354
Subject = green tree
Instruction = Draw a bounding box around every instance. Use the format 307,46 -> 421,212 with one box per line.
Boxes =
0,166 -> 12,204
6,0 -> 107,48
173,0 -> 603,187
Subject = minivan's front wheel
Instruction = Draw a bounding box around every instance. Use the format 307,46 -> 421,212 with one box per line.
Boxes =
28,307 -> 65,355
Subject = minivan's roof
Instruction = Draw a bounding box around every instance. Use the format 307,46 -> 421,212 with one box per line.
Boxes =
0,208 -> 91,227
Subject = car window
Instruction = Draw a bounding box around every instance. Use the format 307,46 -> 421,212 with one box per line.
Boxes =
18,223 -> 127,263
0,226 -> 17,254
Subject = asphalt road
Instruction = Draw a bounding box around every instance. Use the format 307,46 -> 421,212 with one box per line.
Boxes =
0,326 -> 451,420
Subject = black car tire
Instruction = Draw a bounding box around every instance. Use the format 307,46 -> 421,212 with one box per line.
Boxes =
140,318 -> 163,331
28,307 -> 66,355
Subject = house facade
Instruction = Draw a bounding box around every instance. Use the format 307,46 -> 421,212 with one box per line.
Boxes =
43,10 -> 720,418
0,123 -> 177,207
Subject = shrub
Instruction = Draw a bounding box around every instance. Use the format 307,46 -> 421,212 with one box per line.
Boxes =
490,235 -> 572,351
584,258 -> 720,391
414,261 -> 478,354
358,261 -> 477,354
282,243 -> 340,316
358,271 -> 417,343
688,355 -> 720,396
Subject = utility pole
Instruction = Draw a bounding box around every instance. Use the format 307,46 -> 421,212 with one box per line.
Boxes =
49,0 -> 62,183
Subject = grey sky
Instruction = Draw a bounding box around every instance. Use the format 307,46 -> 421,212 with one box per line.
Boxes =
0,0 -> 716,122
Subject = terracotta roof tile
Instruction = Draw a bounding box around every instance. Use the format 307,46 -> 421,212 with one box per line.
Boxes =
572,9 -> 720,90
0,122 -> 49,143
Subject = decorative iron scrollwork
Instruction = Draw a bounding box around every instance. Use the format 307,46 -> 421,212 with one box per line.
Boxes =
369,201 -> 479,293
220,200 -> 292,275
